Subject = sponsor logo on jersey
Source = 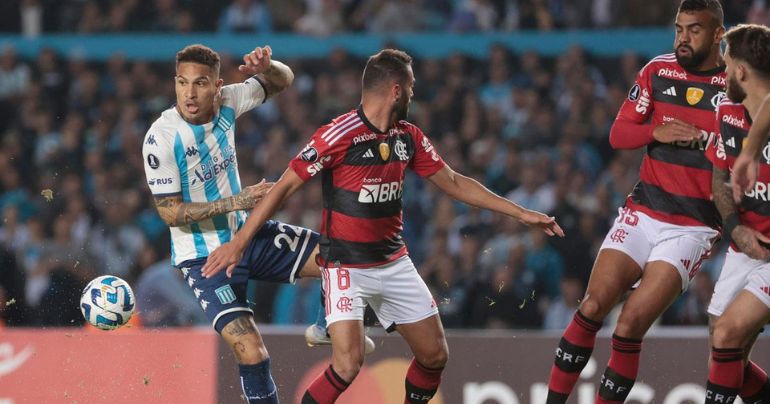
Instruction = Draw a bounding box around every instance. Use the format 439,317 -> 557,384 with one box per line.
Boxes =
358,181 -> 404,203
674,130 -> 715,151
635,89 -> 651,115
147,154 -> 160,169
711,75 -> 726,86
353,133 -> 377,145
147,178 -> 173,186
628,84 -> 641,101
686,87 -> 704,105
421,137 -> 439,162
301,147 -> 318,162
722,113 -> 745,128
657,68 -> 687,80
307,155 -> 332,176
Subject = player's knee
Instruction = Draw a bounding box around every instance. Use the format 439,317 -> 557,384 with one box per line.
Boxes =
712,317 -> 749,348
228,336 -> 269,365
578,296 -> 607,321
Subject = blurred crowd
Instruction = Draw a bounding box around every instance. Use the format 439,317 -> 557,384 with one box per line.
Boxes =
2,0 -> 768,36
0,37 -> 733,331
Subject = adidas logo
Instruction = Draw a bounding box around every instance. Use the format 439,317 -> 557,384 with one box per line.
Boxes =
363,149 -> 374,158
725,137 -> 736,148
663,86 -> 677,96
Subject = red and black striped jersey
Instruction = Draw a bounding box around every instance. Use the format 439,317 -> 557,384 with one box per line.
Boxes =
289,107 -> 446,268
706,99 -> 770,251
616,53 -> 726,229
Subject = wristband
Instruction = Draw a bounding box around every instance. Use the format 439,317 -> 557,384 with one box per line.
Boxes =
723,213 -> 741,240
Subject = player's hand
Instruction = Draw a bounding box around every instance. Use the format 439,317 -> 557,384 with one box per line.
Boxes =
201,240 -> 247,278
731,151 -> 758,204
652,119 -> 701,144
239,45 -> 273,75
233,179 -> 274,210
731,225 -> 770,261
517,210 -> 565,237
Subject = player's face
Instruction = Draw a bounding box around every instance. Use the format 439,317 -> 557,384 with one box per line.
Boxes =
394,66 -> 415,121
724,50 -> 747,103
674,10 -> 721,70
175,62 -> 223,124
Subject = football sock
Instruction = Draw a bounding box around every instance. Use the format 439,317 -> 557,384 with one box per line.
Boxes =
302,364 -> 350,404
546,310 -> 601,403
741,361 -> 770,404
239,358 -> 278,403
595,334 -> 642,403
404,358 -> 443,403
706,347 -> 744,404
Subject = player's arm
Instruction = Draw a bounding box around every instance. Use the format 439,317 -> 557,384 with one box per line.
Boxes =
712,165 -> 770,259
201,168 -> 305,277
426,165 -> 564,237
732,93 -> 770,201
238,45 -> 294,100
153,182 -> 271,227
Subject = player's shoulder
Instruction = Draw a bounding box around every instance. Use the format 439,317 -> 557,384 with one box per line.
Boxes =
144,107 -> 182,147
313,109 -> 364,145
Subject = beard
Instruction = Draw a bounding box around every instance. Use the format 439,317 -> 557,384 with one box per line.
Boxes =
675,45 -> 710,70
394,98 -> 410,121
726,75 -> 747,103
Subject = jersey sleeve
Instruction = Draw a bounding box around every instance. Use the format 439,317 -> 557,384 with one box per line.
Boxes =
408,125 -> 446,177
142,131 -> 181,197
289,125 -> 347,182
220,76 -> 267,118
706,107 -> 729,170
615,62 -> 655,124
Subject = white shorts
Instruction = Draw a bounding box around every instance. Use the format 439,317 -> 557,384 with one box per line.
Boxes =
708,247 -> 770,317
321,255 -> 438,332
599,207 -> 719,291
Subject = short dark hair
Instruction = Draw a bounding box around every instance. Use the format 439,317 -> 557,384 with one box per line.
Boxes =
678,0 -> 724,26
724,24 -> 770,78
362,49 -> 413,90
176,44 -> 220,75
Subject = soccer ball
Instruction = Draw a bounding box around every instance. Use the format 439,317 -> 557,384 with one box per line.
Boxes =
80,275 -> 135,330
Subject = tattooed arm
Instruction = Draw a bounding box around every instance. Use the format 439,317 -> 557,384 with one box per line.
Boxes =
713,166 -> 770,259
154,181 -> 272,227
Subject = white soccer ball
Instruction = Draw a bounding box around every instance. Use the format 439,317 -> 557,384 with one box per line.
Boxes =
80,275 -> 135,330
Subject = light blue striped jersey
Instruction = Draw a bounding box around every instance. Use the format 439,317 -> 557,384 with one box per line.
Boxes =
142,78 -> 266,266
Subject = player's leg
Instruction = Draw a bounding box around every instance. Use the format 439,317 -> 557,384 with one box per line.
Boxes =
547,207 -> 651,403
707,276 -> 770,404
372,255 -> 446,403
297,243 -> 376,354
178,261 -> 278,403
594,260 -> 681,403
302,266 -> 369,403
219,314 -> 278,404
396,315 -> 448,404
705,249 -> 770,402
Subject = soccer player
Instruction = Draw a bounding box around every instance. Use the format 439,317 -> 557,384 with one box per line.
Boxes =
201,49 -> 564,403
545,1 -> 727,402
704,24 -> 770,404
142,44 -> 367,404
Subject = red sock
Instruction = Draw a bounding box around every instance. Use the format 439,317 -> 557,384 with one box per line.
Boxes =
740,361 -> 769,403
706,347 -> 744,404
404,358 -> 443,403
546,310 -> 601,403
596,334 -> 642,404
302,365 -> 350,404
